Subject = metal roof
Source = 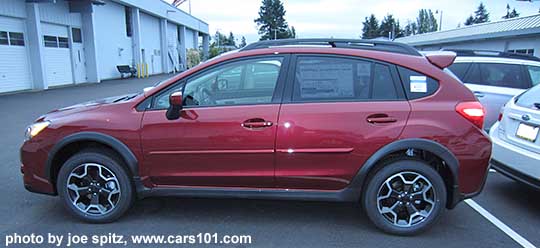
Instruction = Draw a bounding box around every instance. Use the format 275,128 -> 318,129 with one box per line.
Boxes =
395,14 -> 540,46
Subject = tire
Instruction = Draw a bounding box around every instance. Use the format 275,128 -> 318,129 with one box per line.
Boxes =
56,149 -> 134,223
362,157 -> 447,235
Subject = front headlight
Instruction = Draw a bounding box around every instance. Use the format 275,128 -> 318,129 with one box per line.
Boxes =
24,121 -> 51,140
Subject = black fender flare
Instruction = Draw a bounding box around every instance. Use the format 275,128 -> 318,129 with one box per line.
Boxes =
343,138 -> 460,207
45,132 -> 139,181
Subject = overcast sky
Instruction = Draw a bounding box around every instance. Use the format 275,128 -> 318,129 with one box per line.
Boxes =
167,0 -> 540,43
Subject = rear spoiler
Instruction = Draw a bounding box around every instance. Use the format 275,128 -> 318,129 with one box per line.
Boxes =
421,51 -> 457,69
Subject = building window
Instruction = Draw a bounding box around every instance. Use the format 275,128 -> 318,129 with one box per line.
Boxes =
507,49 -> 535,55
72,28 -> 82,43
44,35 -> 58,47
0,31 -> 8,45
125,6 -> 132,37
0,31 -> 25,46
9,32 -> 25,46
58,37 -> 69,48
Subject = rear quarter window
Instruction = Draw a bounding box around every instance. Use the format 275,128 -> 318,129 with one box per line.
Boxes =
397,67 -> 439,100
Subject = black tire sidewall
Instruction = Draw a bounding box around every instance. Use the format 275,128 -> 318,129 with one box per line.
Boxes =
363,159 -> 447,235
56,150 -> 133,223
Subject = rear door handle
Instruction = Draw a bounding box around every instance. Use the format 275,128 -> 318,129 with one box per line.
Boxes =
474,91 -> 485,98
367,114 -> 397,124
241,118 -> 273,129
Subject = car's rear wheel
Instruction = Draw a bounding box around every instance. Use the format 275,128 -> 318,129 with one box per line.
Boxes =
57,149 -> 133,223
362,157 -> 447,235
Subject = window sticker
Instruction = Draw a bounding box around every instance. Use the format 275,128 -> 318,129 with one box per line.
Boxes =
410,76 -> 427,93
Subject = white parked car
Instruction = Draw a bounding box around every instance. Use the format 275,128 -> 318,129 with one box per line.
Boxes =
490,84 -> 540,189
447,50 -> 540,131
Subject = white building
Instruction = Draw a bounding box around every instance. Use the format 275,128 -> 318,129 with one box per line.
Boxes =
0,0 -> 209,93
396,14 -> 540,58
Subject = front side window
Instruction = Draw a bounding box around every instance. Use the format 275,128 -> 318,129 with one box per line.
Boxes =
153,57 -> 283,109
292,56 -> 399,102
527,66 -> 540,86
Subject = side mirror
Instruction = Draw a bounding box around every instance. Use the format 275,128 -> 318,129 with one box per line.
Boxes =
166,91 -> 183,120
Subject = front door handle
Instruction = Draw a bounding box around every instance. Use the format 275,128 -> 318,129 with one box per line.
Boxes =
367,114 -> 397,124
241,118 -> 273,129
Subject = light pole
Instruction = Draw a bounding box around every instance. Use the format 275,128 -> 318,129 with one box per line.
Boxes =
435,10 -> 443,31
271,28 -> 278,40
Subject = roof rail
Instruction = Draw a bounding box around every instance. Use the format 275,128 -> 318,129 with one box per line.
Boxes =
240,38 -> 421,56
443,49 -> 540,62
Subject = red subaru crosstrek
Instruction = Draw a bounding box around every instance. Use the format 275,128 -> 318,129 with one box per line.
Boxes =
21,39 -> 491,235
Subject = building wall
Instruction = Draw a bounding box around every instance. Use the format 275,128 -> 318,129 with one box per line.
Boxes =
415,36 -> 540,57
39,1 -> 81,27
93,0 -> 133,80
0,0 -> 27,19
139,11 -> 162,75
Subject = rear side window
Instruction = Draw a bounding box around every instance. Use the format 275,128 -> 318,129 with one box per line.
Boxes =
397,67 -> 439,100
292,56 -> 399,102
448,63 -> 471,80
466,63 -> 529,89
527,66 -> 540,86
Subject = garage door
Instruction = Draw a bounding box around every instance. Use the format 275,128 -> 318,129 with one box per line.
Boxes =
0,16 -> 32,93
42,22 -> 73,87
167,22 -> 179,73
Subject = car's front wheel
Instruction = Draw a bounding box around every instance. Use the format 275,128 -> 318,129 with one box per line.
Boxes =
57,149 -> 134,223
362,157 -> 447,235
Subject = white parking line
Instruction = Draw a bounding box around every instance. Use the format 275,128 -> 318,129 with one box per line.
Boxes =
489,169 -> 497,173
465,199 -> 536,248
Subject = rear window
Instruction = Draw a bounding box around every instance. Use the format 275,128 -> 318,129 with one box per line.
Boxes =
516,85 -> 540,109
397,67 -> 439,100
465,63 -> 529,89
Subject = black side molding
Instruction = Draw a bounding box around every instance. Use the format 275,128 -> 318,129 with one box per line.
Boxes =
45,132 -> 139,181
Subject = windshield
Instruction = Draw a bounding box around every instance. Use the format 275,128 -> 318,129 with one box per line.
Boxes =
515,85 -> 540,109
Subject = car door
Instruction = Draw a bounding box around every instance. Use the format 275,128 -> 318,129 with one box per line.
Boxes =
274,55 -> 410,190
462,62 -> 530,130
140,55 -> 289,188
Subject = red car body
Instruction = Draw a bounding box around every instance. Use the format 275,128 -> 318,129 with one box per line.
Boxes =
21,45 -> 491,209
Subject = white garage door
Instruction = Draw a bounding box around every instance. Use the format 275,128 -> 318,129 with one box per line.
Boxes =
0,16 -> 32,93
167,22 -> 179,72
42,22 -> 73,87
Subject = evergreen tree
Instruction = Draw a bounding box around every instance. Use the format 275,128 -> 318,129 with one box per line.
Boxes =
227,32 -> 236,47
502,4 -> 519,19
239,36 -> 247,48
254,0 -> 293,40
379,14 -> 403,39
213,31 -> 228,47
362,14 -> 379,39
403,20 -> 417,36
416,9 -> 438,34
464,15 -> 475,26
473,2 -> 490,24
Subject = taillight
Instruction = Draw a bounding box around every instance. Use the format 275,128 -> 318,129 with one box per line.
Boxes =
456,101 -> 485,129
498,112 -> 503,121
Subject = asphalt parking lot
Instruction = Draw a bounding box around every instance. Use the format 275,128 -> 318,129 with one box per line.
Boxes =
0,75 -> 538,248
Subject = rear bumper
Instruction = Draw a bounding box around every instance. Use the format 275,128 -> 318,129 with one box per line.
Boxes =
490,122 -> 540,181
491,159 -> 540,190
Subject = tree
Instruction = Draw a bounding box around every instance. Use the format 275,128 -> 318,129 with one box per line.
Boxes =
213,31 -> 228,47
474,2 -> 490,23
464,2 -> 490,26
502,4 -> 519,19
287,26 -> 296,38
254,0 -> 293,40
464,15 -> 475,26
239,36 -> 247,48
379,14 -> 403,39
403,20 -> 418,36
416,9 -> 438,34
362,14 -> 379,39
226,32 -> 236,47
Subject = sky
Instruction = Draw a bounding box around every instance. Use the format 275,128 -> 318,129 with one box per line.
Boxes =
167,0 -> 540,43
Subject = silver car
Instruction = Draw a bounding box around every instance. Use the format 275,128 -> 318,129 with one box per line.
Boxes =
490,84 -> 540,189
447,50 -> 540,131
